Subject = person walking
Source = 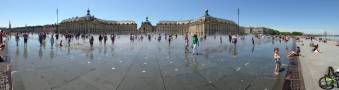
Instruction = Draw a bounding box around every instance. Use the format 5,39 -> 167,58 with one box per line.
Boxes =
98,35 -> 103,43
103,35 -> 107,45
184,33 -> 190,53
90,36 -> 94,48
192,34 -> 199,55
0,31 -> 3,44
15,32 -> 20,46
273,48 -> 281,75
23,32 -> 29,46
252,37 -> 255,46
50,35 -> 54,49
111,34 -> 116,44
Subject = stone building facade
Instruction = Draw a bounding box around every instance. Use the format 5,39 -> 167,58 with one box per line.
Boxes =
139,17 -> 155,33
3,24 -> 56,33
142,10 -> 242,36
244,27 -> 274,35
58,9 -> 137,34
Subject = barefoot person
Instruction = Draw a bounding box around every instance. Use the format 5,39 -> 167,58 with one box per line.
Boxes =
15,32 -> 20,46
192,34 -> 199,55
103,35 -> 107,45
23,32 -> 29,47
287,46 -> 301,57
90,36 -> 94,48
252,37 -> 255,46
184,33 -> 189,53
312,44 -> 321,54
273,48 -> 281,75
50,35 -> 54,49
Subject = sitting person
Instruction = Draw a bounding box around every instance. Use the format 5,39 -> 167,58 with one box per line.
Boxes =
0,44 -> 5,50
287,46 -> 301,57
59,40 -> 64,47
312,44 -> 321,54
0,56 -> 4,62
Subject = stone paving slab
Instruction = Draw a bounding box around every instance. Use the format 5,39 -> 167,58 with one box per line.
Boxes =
297,39 -> 339,90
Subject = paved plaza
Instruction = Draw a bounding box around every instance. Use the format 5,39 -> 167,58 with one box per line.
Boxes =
298,39 -> 339,90
5,35 -> 295,90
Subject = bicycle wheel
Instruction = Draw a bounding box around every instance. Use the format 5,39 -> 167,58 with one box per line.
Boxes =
319,76 -> 334,89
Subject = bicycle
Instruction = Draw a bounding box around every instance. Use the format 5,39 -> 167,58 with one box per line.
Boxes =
319,66 -> 339,89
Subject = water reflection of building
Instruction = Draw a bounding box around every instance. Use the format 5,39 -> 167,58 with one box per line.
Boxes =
244,27 -> 274,35
59,9 -> 137,34
140,9 -> 242,35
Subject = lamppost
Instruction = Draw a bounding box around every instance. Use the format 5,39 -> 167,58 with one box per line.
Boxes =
56,8 -> 59,34
237,8 -> 240,35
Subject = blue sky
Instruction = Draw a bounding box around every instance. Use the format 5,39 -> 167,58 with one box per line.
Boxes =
1,0 -> 338,34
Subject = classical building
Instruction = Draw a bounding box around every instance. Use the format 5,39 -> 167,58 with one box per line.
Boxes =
141,10 -> 242,36
2,24 -> 56,33
58,9 -> 137,34
139,17 -> 155,33
244,27 -> 274,35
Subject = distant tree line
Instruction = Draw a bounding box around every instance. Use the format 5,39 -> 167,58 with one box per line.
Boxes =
272,30 -> 303,36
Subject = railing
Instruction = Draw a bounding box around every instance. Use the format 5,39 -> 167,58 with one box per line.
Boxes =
0,56 -> 11,90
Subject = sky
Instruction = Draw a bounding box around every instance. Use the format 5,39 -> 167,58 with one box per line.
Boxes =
0,0 -> 338,34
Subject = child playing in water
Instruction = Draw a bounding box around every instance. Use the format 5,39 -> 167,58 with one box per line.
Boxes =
192,34 -> 199,55
273,48 -> 281,75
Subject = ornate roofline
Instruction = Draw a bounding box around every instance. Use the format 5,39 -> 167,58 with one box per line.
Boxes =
60,9 -> 136,24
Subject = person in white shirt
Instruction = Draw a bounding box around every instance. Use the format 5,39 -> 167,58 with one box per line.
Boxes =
273,48 -> 281,75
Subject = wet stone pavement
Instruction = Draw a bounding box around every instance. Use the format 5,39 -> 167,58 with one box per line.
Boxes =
7,34 -> 294,90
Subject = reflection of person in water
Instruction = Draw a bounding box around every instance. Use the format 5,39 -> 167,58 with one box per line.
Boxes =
88,49 -> 94,63
251,45 -> 255,55
191,55 -> 199,72
232,45 -> 238,58
24,46 -> 28,60
15,46 -> 19,57
39,46 -> 43,59
184,51 -> 189,67
50,48 -> 54,59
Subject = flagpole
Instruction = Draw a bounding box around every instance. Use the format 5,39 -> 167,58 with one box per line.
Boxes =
56,8 -> 59,34
237,8 -> 240,35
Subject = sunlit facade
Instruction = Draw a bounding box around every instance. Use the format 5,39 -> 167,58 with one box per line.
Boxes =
150,10 -> 242,35
59,9 -> 137,34
244,27 -> 274,35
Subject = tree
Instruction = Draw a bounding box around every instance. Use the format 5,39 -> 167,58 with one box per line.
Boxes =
272,30 -> 281,35
281,32 -> 291,35
291,31 -> 303,36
